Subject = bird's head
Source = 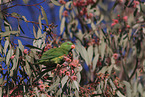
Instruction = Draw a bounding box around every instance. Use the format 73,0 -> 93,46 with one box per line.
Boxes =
60,41 -> 75,51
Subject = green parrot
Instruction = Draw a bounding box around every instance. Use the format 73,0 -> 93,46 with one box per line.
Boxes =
33,42 -> 75,82
38,41 -> 75,69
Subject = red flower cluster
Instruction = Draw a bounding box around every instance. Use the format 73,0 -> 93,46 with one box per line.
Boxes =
73,0 -> 94,7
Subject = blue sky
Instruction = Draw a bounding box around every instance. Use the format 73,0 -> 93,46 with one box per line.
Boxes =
6,0 -> 60,45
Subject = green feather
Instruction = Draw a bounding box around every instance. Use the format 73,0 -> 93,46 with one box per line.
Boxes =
37,41 -> 74,67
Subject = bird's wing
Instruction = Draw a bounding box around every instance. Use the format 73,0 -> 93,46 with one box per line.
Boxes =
40,48 -> 67,61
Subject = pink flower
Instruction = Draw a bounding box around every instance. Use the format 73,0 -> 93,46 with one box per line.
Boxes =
66,71 -> 70,76
23,49 -> 28,54
70,62 -> 77,67
113,19 -> 119,23
44,44 -> 52,51
133,1 -> 139,7
126,25 -> 130,28
59,0 -> 66,4
73,2 -> 77,6
71,76 -> 77,80
73,59 -> 79,64
10,55 -> 15,59
62,69 -> 67,73
80,10 -> 84,16
89,13 -> 93,18
65,57 -> 71,62
38,80 -> 43,84
39,84 -> 45,90
78,64 -> 81,67
63,10 -> 68,17
72,70 -> 74,74
113,53 -> 119,60
111,23 -> 116,27
123,16 -> 128,22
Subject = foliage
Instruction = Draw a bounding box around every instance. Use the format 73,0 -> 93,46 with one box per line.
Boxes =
0,0 -> 145,96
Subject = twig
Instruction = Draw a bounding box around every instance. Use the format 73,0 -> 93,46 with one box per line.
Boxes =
1,0 -> 46,11
129,58 -> 138,81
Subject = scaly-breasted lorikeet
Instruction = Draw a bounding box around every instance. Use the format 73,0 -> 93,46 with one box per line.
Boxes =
38,41 -> 75,69
33,42 -> 75,82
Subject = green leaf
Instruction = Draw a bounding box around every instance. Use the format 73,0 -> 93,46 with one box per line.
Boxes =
4,39 -> 9,54
0,57 -> 4,62
10,56 -> 17,77
116,90 -> 125,97
51,0 -> 61,6
41,6 -> 48,25
0,31 -> 20,39
99,40 -> 106,60
61,75 -> 68,88
25,45 -> 42,50
23,0 -> 29,4
59,5 -> 64,20
143,60 -> 145,72
73,80 -> 79,91
24,61 -> 32,78
75,90 -> 79,97
140,3 -> 145,13
109,79 -> 116,90
91,22 -> 98,36
98,66 -> 108,74
138,83 -> 143,95
87,45 -> 93,65
97,14 -> 104,24
81,45 -> 89,65
93,54 -> 99,71
38,14 -> 42,29
133,81 -> 137,96
6,48 -> 13,64
11,12 -> 19,17
65,1 -> 72,10
60,17 -> 65,34
37,28 -> 42,39
0,87 -> 2,97
123,81 -> 132,97
22,16 -> 27,22
18,40 -> 24,52
33,25 -> 37,38
48,77 -> 60,91
76,72 -> 81,83
4,20 -> 12,31
56,88 -> 62,96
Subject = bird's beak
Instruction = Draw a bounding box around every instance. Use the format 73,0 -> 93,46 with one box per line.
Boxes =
71,45 -> 75,49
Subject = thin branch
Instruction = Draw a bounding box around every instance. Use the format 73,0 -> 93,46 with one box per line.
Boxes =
5,13 -> 49,27
1,0 -> 46,11
129,58 -> 138,81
